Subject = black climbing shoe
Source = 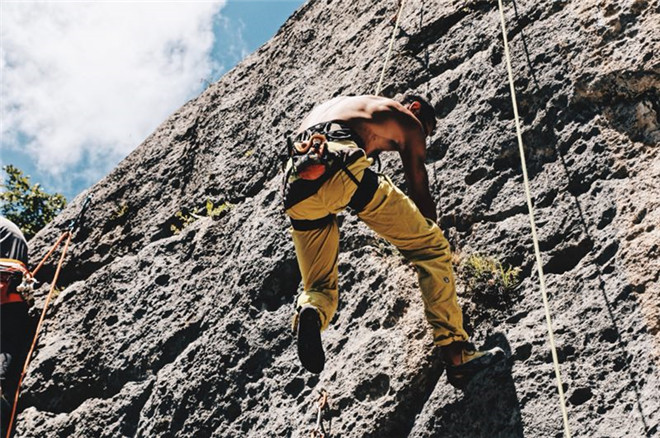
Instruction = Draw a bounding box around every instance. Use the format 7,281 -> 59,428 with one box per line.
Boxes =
296,305 -> 325,374
445,343 -> 505,390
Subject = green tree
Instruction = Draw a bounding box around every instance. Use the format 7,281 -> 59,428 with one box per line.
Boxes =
1,165 -> 67,240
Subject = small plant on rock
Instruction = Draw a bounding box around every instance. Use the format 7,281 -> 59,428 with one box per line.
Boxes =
456,253 -> 521,309
169,200 -> 234,235
170,209 -> 199,235
205,199 -> 233,219
111,202 -> 129,220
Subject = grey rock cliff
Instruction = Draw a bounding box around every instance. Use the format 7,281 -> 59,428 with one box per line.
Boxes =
14,0 -> 659,436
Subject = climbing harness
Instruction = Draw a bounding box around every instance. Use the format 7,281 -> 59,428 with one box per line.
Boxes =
282,121 -> 376,216
15,274 -> 37,305
5,196 -> 92,438
286,122 -> 364,183
0,259 -> 35,305
496,2 -> 571,437
310,389 -> 330,438
281,0 -> 407,217
291,133 -> 331,180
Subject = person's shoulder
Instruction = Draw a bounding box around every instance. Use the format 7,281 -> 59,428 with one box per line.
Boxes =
319,95 -> 397,114
0,216 -> 27,242
363,96 -> 409,114
0,215 -> 19,232
350,94 -> 395,105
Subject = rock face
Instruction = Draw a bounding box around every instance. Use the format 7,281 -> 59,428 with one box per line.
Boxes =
14,0 -> 659,437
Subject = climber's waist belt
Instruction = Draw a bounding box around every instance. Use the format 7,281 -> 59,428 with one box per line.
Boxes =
294,121 -> 365,149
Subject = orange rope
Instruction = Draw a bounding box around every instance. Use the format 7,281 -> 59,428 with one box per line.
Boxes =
6,231 -> 72,438
30,231 -> 68,278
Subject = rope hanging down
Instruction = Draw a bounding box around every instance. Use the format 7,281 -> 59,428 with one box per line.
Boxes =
375,0 -> 407,96
496,2 -> 571,437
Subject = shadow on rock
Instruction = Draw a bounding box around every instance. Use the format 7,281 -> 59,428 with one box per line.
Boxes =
416,333 -> 524,438
461,333 -> 524,436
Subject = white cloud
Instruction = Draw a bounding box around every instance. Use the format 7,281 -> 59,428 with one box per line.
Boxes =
1,1 -> 225,184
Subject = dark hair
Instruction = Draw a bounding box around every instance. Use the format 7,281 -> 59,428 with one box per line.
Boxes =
401,94 -> 436,135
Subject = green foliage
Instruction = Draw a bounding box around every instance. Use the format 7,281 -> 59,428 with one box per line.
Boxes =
460,253 -> 521,293
170,199 -> 234,235
456,253 -> 521,310
464,254 -> 520,291
111,202 -> 129,220
1,165 -> 67,240
205,199 -> 233,219
170,209 -> 199,235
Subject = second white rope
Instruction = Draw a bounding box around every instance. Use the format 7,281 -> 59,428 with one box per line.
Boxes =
496,1 -> 572,436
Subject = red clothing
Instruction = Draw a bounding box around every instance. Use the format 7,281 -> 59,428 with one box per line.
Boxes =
0,259 -> 29,305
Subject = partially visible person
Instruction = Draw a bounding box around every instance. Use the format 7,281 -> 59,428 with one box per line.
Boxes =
1,216 -> 32,437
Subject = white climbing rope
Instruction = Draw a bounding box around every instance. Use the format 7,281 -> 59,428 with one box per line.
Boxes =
375,0 -> 407,96
496,1 -> 572,437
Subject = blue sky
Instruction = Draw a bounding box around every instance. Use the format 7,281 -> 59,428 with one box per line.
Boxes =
1,1 -> 304,202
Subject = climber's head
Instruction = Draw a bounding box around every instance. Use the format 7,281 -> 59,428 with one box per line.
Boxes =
401,94 -> 436,137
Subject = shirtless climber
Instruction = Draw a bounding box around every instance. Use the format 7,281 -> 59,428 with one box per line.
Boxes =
282,95 -> 504,388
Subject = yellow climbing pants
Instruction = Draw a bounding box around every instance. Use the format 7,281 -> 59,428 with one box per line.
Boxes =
286,150 -> 469,347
